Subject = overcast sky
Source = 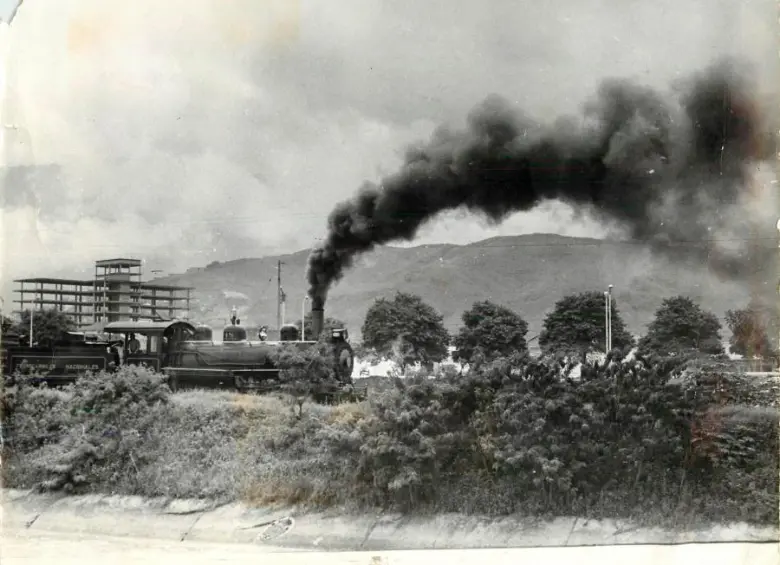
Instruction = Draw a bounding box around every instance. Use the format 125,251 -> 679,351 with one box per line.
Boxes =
1,0 -> 777,298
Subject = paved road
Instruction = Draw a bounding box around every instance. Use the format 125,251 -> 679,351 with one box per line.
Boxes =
3,526 -> 778,565
1,527 -> 306,564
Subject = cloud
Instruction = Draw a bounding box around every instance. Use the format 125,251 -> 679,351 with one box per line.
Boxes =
1,0 -> 776,304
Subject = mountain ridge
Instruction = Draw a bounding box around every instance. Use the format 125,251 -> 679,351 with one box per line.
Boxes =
151,233 -> 775,343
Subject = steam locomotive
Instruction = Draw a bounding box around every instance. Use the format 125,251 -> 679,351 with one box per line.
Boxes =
1,303 -> 356,396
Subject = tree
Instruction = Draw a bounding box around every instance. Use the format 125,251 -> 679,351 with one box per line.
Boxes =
452,300 -> 528,364
725,304 -> 776,359
15,308 -> 77,347
2,315 -> 15,334
295,313 -> 348,341
638,296 -> 724,357
361,292 -> 450,372
538,291 -> 634,357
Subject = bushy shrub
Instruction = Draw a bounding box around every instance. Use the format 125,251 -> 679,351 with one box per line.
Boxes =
475,358 -> 695,516
316,354 -> 777,522
268,341 -> 344,417
28,365 -> 171,493
3,354 -> 776,526
349,377 -> 475,510
672,363 -> 780,523
1,372 -> 71,454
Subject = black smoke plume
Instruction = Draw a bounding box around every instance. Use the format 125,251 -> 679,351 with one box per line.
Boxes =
307,58 -> 777,305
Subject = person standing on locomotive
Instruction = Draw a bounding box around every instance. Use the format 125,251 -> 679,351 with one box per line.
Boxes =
108,343 -> 121,368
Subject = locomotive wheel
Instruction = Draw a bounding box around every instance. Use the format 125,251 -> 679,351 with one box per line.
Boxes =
333,341 -> 354,383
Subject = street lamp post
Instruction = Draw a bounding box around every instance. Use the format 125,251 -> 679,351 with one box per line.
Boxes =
604,291 -> 609,353
608,284 -> 613,351
604,285 -> 614,353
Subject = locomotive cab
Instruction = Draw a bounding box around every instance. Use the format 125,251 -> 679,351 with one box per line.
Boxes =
102,320 -> 197,372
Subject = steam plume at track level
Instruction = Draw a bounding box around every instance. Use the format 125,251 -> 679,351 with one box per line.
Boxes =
307,58 -> 776,305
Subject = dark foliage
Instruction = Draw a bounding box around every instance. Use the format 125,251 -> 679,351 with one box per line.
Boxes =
452,300 -> 529,364
538,291 -> 635,357
361,292 -> 451,371
318,355 -> 777,523
14,308 -> 77,347
3,343 -> 776,527
639,296 -> 724,357
725,304 -> 776,360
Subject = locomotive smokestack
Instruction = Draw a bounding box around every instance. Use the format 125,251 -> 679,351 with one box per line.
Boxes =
310,296 -> 324,341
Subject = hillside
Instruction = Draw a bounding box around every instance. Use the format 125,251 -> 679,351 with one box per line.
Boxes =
151,233 -> 776,343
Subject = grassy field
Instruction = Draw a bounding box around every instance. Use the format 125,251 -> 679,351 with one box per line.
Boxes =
161,389 -> 370,505
2,381 -> 373,507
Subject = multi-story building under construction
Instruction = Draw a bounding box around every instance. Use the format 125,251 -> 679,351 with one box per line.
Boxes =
13,258 -> 193,329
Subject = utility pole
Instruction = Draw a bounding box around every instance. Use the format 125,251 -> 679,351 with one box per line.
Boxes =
776,219 -> 780,367
301,295 -> 309,341
276,260 -> 285,332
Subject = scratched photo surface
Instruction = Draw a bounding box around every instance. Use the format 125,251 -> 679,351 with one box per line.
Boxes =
1,0 -> 778,561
